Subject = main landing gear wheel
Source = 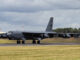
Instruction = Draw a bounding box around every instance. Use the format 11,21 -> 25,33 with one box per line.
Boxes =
17,40 -> 20,44
22,40 -> 25,44
37,38 -> 41,44
32,40 -> 36,44
21,38 -> 26,44
37,40 -> 40,44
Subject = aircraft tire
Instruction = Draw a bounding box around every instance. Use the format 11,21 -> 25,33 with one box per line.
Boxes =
32,40 -> 36,44
22,40 -> 25,44
17,40 -> 20,44
37,40 -> 40,44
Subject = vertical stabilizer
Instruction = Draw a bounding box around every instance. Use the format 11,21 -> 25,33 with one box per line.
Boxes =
46,17 -> 53,32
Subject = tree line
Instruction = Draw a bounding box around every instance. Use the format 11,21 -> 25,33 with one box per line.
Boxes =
53,28 -> 80,33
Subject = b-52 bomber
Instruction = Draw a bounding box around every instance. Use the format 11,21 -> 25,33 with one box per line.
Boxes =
0,17 -> 80,44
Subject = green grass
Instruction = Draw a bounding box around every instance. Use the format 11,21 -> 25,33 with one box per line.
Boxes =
0,38 -> 80,60
0,45 -> 80,60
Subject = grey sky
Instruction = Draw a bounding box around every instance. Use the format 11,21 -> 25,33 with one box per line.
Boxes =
0,0 -> 80,32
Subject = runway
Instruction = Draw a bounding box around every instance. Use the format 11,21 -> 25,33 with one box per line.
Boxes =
0,43 -> 80,46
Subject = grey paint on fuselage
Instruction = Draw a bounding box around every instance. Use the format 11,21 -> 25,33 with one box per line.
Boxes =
1,17 -> 80,44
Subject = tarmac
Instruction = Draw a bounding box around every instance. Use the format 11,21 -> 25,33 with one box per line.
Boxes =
0,43 -> 80,46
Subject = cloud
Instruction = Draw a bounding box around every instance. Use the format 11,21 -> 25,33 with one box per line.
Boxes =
0,0 -> 80,32
0,0 -> 80,12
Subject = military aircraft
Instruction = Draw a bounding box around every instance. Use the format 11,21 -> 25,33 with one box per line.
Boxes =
0,17 -> 80,44
0,17 -> 57,44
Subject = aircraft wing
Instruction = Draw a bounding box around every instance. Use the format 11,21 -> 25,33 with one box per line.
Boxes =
56,33 -> 80,38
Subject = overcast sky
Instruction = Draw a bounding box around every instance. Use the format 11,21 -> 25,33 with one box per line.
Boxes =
0,0 -> 80,32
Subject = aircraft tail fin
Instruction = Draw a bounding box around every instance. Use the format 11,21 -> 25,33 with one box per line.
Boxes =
46,17 -> 53,32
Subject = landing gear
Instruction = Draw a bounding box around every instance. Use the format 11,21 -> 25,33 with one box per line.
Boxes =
16,37 -> 41,44
17,40 -> 25,44
17,40 -> 20,44
21,38 -> 26,44
37,38 -> 41,44
37,40 -> 40,44
22,40 -> 25,44
32,40 -> 36,44
32,40 -> 40,44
